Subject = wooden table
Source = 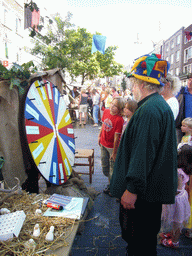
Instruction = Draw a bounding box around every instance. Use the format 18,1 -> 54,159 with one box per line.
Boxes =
46,223 -> 79,256
46,197 -> 89,255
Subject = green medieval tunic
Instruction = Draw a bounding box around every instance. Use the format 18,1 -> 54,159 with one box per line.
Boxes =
110,93 -> 178,204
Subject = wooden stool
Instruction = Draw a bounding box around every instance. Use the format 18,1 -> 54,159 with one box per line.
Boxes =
74,149 -> 94,183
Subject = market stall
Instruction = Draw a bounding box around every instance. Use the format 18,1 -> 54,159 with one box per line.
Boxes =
0,66 -> 97,255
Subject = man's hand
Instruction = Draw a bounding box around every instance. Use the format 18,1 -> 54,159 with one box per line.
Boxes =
110,152 -> 116,162
121,190 -> 137,210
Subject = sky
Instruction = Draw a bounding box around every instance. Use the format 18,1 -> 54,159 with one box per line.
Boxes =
38,0 -> 192,67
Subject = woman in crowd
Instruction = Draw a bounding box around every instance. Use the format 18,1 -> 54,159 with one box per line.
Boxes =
160,74 -> 181,120
92,89 -> 100,127
78,88 -> 88,125
121,99 -> 138,136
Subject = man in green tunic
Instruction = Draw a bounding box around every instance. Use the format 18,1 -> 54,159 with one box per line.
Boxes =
110,54 -> 178,256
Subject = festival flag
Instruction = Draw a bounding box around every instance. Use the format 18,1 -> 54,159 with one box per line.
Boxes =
91,35 -> 106,54
185,31 -> 192,41
24,7 -> 32,29
24,6 -> 40,31
31,9 -> 40,31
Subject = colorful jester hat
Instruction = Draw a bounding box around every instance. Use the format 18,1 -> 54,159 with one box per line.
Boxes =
127,53 -> 170,86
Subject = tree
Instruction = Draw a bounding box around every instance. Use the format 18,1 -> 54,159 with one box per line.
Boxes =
30,14 -> 123,85
30,12 -> 74,70
121,77 -> 127,92
96,46 -> 123,78
66,28 -> 100,85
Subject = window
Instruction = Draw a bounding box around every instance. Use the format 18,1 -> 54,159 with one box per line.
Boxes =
184,47 -> 192,63
184,36 -> 187,44
171,40 -> 174,49
16,18 -> 18,33
4,34 -> 8,59
166,43 -> 169,52
16,17 -> 21,34
4,9 -> 8,25
170,69 -> 173,75
184,35 -> 190,44
184,65 -> 191,74
184,49 -> 188,63
176,50 -> 180,62
184,32 -> 192,44
5,42 -> 8,59
176,35 -> 180,45
175,67 -> 179,76
171,54 -> 174,64
2,4 -> 13,29
16,52 -> 19,62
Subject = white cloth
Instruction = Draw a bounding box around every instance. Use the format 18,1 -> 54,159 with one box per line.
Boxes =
178,135 -> 192,151
64,94 -> 70,107
166,97 -> 179,120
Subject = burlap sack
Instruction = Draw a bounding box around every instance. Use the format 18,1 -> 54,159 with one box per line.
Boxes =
0,69 -> 66,191
0,81 -> 26,188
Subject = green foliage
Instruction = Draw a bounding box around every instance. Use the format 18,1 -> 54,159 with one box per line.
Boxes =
66,28 -> 100,84
25,2 -> 42,38
21,61 -> 37,73
0,62 -> 37,94
24,1 -> 39,12
121,77 -> 127,91
30,13 -> 123,84
0,64 -> 7,73
29,28 -> 36,38
30,13 -> 74,70
124,71 -> 132,78
96,46 -> 123,78
49,19 -> 53,25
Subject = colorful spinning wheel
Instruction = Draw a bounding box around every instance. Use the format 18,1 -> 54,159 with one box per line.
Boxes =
24,79 -> 75,185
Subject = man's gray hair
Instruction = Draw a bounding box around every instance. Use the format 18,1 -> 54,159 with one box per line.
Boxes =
130,77 -> 163,93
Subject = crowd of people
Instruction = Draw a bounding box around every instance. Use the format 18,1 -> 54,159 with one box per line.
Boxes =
65,53 -> 192,255
67,84 -> 133,126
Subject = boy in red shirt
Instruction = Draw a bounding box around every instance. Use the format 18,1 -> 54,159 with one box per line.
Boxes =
98,97 -> 124,195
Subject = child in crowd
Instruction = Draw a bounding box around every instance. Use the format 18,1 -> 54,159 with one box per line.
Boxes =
180,118 -> 192,238
185,176 -> 192,238
176,117 -> 192,239
178,117 -> 192,151
122,99 -> 138,136
160,145 -> 192,248
98,97 -> 124,196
